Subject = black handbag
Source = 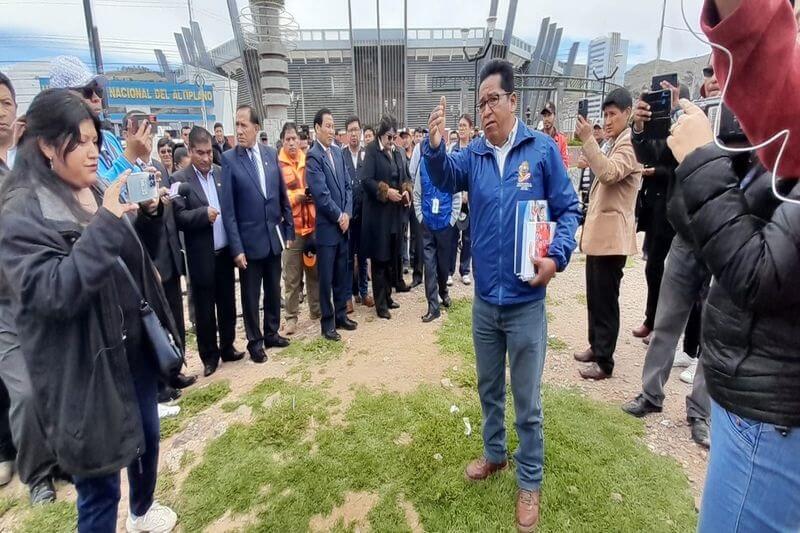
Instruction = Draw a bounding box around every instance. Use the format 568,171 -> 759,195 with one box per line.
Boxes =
115,257 -> 183,379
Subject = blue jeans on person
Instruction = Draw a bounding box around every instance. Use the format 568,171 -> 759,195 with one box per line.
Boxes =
699,400 -> 800,533
472,295 -> 547,491
73,359 -> 160,532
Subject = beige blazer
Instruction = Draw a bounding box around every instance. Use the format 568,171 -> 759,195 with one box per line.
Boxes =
580,127 -> 642,256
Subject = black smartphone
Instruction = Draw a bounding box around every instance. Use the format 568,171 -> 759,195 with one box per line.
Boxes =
129,113 -> 157,132
578,99 -> 589,119
651,73 -> 678,91
641,89 -> 672,140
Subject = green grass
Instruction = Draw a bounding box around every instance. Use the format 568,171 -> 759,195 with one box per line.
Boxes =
547,336 -> 569,351
437,298 -> 477,387
279,337 -> 345,363
0,497 -> 19,518
161,380 -> 231,439
575,293 -> 587,305
18,501 -> 77,533
184,329 -> 198,353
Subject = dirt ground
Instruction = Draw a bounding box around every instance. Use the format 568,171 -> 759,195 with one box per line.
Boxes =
0,244 -> 708,531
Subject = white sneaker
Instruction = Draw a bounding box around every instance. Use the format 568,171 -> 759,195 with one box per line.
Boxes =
461,275 -> 472,285
0,460 -> 13,486
157,403 -> 181,419
446,275 -> 453,286
126,502 -> 177,533
680,361 -> 697,385
673,349 -> 694,368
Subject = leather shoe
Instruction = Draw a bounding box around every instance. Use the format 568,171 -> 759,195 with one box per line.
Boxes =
171,372 -> 197,389
622,394 -> 662,418
336,318 -> 358,331
516,489 -> 540,533
250,349 -> 268,364
573,348 -> 595,363
203,362 -> 218,377
377,309 -> 392,320
579,362 -> 612,380
346,299 -> 354,314
363,295 -> 375,307
441,295 -> 452,308
265,335 -> 290,348
690,417 -> 711,449
465,456 -> 508,481
389,301 -> 400,309
632,324 -> 651,338
354,294 -> 362,304
395,283 -> 411,293
410,278 -> 422,289
158,385 -> 180,404
323,330 -> 342,341
421,310 -> 441,323
221,348 -> 245,362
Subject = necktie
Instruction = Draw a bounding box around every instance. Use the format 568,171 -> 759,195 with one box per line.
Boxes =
248,148 -> 266,196
325,147 -> 336,179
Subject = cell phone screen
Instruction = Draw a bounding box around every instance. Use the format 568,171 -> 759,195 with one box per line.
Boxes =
651,73 -> 678,92
641,89 -> 672,140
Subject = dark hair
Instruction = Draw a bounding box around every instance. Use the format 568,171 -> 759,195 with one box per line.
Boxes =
478,59 -> 515,93
414,127 -> 427,134
458,114 -> 474,128
188,126 -> 212,149
298,130 -> 309,141
280,121 -> 298,140
1,89 -> 101,224
602,87 -> 633,112
345,116 -> 361,130
449,130 -> 459,138
157,137 -> 174,151
181,125 -> 191,132
237,105 -> 260,126
0,71 -> 16,102
173,146 -> 189,163
213,122 -> 224,131
377,115 -> 398,138
364,125 -> 375,136
313,108 -> 332,128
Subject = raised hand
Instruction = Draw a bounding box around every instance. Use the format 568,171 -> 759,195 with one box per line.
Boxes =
428,96 -> 446,148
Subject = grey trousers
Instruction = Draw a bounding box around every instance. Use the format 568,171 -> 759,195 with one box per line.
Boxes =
641,236 -> 711,421
0,302 -> 57,486
421,223 -> 453,314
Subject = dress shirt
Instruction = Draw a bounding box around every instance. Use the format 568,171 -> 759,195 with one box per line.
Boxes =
195,166 -> 228,251
485,118 -> 520,176
348,146 -> 359,172
318,140 -> 337,178
248,144 -> 267,196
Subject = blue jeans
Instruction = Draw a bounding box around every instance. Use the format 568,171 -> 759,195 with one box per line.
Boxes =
699,401 -> 800,532
472,296 -> 547,491
73,361 -> 160,532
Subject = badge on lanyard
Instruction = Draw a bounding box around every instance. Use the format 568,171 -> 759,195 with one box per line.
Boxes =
517,160 -> 532,191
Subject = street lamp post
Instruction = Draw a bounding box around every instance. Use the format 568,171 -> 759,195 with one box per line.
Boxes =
525,106 -> 532,126
592,52 -> 623,121
461,16 -> 498,113
289,91 -> 301,125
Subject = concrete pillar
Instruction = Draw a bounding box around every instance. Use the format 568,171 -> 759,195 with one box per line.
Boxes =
251,0 -> 289,143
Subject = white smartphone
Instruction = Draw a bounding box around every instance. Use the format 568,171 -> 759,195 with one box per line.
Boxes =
125,172 -> 158,204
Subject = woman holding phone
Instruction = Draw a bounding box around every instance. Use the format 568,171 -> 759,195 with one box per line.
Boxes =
0,89 -> 178,532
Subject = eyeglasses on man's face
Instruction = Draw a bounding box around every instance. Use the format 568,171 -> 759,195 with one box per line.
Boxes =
72,84 -> 103,100
476,92 -> 511,112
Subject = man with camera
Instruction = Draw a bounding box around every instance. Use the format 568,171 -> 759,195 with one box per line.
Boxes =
621,71 -> 721,448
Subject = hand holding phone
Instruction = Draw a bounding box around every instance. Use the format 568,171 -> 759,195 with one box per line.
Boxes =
125,171 -> 158,204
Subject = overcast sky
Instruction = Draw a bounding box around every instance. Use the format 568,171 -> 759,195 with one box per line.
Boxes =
0,0 -> 709,70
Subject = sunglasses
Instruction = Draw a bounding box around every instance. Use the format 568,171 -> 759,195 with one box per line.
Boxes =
385,134 -> 396,141
72,84 -> 104,100
702,66 -> 714,78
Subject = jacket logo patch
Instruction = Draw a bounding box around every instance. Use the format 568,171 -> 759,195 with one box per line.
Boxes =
517,161 -> 532,190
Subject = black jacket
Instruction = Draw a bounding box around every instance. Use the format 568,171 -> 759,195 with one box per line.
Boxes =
0,186 -> 178,476
359,141 -> 412,261
631,131 -> 692,241
678,144 -> 800,427
135,198 -> 185,283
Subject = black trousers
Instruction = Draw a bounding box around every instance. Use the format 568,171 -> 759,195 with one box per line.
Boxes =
409,214 -> 424,284
317,238 -> 350,334
0,381 -> 14,463
192,248 -> 236,366
373,234 -> 402,313
586,255 -> 627,374
643,231 -> 674,330
162,276 -> 185,349
241,254 -> 282,353
422,224 -> 453,314
683,296 -> 703,357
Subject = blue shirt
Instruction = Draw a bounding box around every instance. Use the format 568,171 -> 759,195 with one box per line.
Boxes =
195,165 -> 228,251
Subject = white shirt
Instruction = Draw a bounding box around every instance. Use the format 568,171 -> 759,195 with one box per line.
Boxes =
485,118 -> 520,176
194,166 -> 228,251
348,146 -> 359,172
247,145 -> 266,196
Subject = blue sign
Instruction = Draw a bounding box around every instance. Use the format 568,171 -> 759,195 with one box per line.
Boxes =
38,78 -> 214,109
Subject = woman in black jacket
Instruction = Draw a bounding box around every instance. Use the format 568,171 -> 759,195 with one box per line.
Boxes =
0,89 -> 178,532
360,115 -> 413,319
669,99 -> 800,532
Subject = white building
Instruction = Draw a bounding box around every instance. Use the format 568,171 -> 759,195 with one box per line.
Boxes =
586,32 -> 629,122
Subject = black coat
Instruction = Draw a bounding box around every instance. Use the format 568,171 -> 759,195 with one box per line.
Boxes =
135,198 -> 185,282
679,144 -> 800,427
172,164 -> 224,287
0,186 -> 178,476
360,141 -> 411,261
342,146 -> 366,219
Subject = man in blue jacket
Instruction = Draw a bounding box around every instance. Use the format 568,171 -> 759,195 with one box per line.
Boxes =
423,59 -> 580,532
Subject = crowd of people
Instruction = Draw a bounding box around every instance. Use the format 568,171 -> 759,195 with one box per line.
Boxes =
0,0 -> 798,531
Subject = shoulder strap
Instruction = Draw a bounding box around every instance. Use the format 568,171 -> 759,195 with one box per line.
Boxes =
115,256 -> 145,304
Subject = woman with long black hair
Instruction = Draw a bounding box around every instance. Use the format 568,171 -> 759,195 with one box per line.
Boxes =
0,89 -> 178,532
359,115 -> 412,319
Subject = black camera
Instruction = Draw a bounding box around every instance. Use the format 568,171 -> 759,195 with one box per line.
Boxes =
687,97 -> 746,144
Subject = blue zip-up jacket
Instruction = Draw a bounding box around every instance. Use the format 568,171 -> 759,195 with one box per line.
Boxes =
422,123 -> 580,306
98,130 -> 139,185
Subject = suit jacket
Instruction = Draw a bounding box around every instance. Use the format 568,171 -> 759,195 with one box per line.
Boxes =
212,140 -> 232,166
306,141 -> 353,246
580,127 -> 642,256
134,198 -> 185,283
172,164 -> 223,286
341,145 -> 366,219
219,144 -> 294,260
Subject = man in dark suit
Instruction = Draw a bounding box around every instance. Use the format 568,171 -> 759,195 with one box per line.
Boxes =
306,108 -> 357,341
212,122 -> 231,166
220,105 -> 294,362
173,126 -> 244,377
341,115 -> 373,309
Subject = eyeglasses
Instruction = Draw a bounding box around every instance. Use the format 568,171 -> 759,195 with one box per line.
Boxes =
702,66 -> 714,78
476,92 -> 511,112
72,84 -> 103,100
385,134 -> 396,140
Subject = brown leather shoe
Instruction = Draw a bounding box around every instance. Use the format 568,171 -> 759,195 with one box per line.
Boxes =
465,456 -> 507,481
363,295 -> 375,308
579,362 -> 612,380
573,348 -> 595,363
516,489 -> 540,532
346,300 -> 354,314
283,320 -> 297,336
642,334 -> 652,346
632,324 -> 651,338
